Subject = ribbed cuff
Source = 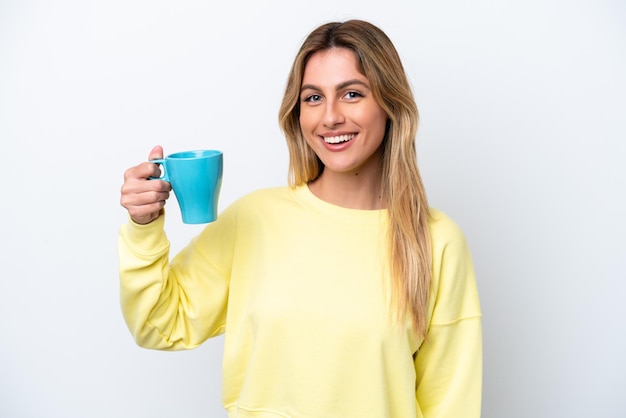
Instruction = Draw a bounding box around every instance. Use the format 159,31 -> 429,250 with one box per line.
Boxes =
119,213 -> 168,255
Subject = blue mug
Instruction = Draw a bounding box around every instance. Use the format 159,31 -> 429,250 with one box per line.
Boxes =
151,150 -> 223,224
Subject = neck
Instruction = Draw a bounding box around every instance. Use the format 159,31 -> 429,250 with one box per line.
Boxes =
308,168 -> 385,210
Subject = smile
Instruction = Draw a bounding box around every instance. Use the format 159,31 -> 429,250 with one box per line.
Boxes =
323,134 -> 355,144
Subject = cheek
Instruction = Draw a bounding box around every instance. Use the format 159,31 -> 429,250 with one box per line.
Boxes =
360,107 -> 388,137
299,112 -> 312,133
298,114 -> 316,147
299,110 -> 320,139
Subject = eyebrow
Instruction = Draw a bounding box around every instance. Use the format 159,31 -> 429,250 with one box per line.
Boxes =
301,79 -> 371,92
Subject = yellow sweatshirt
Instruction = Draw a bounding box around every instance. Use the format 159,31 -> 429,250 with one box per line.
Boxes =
118,185 -> 482,418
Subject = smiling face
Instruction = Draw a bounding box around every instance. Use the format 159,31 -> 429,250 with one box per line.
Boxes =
299,47 -> 388,180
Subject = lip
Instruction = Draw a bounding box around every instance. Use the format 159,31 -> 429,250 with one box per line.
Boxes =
322,133 -> 355,144
320,131 -> 357,141
318,132 -> 357,151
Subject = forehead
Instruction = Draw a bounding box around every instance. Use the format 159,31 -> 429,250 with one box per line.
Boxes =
302,47 -> 366,85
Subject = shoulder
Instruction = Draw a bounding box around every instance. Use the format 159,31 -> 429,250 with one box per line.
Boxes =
427,208 -> 481,323
427,208 -> 475,281
231,186 -> 294,208
206,186 -> 294,235
427,208 -> 469,252
221,186 -> 297,221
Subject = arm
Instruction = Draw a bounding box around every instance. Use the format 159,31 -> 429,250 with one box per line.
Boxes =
414,213 -> 483,417
117,146 -> 230,350
118,214 -> 230,350
414,318 -> 482,417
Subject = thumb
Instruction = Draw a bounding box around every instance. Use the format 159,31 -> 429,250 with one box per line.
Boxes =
148,145 -> 164,161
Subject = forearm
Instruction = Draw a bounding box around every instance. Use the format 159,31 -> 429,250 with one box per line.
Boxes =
118,214 -> 230,350
415,316 -> 483,417
118,215 -> 181,349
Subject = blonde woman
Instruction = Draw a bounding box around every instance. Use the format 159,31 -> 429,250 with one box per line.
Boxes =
119,19 -> 482,418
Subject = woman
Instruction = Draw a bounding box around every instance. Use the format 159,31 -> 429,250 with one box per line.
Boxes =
119,19 -> 482,418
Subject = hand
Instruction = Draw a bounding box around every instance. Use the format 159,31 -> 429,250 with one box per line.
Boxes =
120,145 -> 172,225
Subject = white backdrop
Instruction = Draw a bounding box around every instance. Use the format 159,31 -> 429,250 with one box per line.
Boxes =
1,1 -> 624,417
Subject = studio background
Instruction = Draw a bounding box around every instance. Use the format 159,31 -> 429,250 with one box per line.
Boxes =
1,1 -> 624,417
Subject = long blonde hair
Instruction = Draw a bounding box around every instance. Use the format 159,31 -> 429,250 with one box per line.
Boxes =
278,20 -> 432,337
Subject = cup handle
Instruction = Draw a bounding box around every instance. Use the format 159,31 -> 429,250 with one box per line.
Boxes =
148,159 -> 168,181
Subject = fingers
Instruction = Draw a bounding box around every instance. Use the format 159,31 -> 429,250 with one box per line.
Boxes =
120,184 -> 171,224
120,175 -> 171,220
120,180 -> 171,205
120,146 -> 171,224
148,145 -> 164,161
123,160 -> 165,182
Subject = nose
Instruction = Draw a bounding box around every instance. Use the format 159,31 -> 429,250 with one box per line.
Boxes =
323,101 -> 345,128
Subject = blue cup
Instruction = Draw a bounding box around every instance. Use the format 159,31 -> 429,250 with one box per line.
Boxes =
151,150 -> 223,224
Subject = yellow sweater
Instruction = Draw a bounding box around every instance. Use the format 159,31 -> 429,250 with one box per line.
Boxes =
118,185 -> 482,418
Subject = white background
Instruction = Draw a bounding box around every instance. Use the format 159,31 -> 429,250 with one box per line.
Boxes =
1,1 -> 624,417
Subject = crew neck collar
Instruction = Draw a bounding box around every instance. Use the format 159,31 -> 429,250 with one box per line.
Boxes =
292,184 -> 389,225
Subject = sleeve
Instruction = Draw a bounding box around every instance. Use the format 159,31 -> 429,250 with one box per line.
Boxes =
118,206 -> 237,350
414,215 -> 483,417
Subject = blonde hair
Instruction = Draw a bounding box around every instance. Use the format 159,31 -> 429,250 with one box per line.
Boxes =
278,20 -> 432,337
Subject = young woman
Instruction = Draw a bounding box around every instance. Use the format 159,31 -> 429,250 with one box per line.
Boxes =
119,19 -> 482,418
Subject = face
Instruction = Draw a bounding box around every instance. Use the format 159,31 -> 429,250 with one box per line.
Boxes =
299,48 -> 388,178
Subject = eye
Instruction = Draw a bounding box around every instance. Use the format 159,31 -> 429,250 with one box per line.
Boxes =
344,91 -> 363,100
303,94 -> 323,103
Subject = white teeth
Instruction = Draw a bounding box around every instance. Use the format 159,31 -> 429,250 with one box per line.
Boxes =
323,134 -> 354,144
